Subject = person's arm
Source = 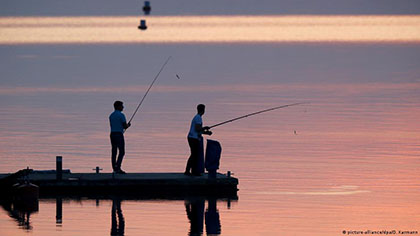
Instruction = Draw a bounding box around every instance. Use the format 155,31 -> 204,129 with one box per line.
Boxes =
123,122 -> 131,129
195,123 -> 212,136
121,114 -> 131,129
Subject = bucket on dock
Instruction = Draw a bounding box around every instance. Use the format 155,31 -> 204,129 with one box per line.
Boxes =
205,139 -> 222,178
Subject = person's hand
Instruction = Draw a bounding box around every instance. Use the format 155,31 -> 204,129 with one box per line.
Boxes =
203,126 -> 210,130
204,130 -> 212,136
127,122 -> 131,128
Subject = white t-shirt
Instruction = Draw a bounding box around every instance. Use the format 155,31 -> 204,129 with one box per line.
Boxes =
188,114 -> 202,139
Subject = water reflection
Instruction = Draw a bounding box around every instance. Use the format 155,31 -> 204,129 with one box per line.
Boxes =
55,197 -> 126,235
185,198 -> 204,236
185,197 -> 221,236
1,196 -> 233,235
0,197 -> 39,230
205,198 -> 221,235
111,198 -> 125,236
56,197 -> 62,225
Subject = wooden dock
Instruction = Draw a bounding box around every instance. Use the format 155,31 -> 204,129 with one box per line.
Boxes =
0,171 -> 239,199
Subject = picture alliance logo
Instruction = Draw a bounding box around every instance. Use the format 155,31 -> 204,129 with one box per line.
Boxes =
342,230 -> 419,235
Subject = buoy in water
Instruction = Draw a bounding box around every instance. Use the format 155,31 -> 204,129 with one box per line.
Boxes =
143,1 -> 151,15
138,19 -> 147,30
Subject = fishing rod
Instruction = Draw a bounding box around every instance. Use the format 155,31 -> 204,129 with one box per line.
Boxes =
128,56 -> 172,124
207,102 -> 309,129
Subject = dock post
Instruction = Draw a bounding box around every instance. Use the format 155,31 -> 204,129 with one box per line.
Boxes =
92,166 -> 102,174
56,156 -> 62,181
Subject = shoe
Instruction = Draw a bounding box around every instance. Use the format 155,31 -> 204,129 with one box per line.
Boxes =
184,171 -> 192,176
117,169 -> 126,174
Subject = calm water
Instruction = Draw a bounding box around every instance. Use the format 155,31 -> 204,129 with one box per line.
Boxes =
1,17 -> 420,235
1,16 -> 420,44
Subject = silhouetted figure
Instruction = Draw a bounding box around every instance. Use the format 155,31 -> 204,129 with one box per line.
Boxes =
185,104 -> 212,176
111,198 -> 125,236
109,101 -> 131,174
185,198 -> 204,236
205,198 -> 221,235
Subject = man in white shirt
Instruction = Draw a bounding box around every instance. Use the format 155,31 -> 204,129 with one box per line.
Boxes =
109,101 -> 131,174
185,104 -> 212,176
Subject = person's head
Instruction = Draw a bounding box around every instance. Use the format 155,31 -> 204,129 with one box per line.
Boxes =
197,104 -> 205,115
114,101 -> 124,111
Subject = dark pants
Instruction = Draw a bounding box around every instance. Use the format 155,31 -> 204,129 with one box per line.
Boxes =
185,137 -> 200,175
110,132 -> 125,171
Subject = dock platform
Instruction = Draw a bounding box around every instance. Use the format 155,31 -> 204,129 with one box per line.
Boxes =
0,172 -> 239,198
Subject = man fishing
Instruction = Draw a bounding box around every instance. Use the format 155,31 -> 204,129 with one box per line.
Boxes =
109,101 -> 131,174
185,104 -> 212,176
